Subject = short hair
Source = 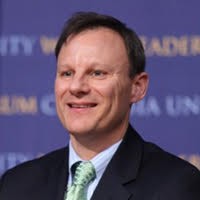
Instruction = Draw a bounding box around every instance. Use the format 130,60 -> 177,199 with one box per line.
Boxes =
55,12 -> 145,77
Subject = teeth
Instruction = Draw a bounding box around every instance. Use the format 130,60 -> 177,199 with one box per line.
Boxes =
71,104 -> 93,108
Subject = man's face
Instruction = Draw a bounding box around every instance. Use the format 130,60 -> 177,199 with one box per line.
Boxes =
55,28 -> 135,139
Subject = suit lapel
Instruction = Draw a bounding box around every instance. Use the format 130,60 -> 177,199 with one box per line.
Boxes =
91,172 -> 131,200
42,147 -> 69,200
91,125 -> 144,200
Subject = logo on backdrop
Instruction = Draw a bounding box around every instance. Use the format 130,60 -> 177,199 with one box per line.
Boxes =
0,35 -> 36,56
131,94 -> 200,117
0,94 -> 200,117
1,35 -> 200,57
0,94 -> 56,116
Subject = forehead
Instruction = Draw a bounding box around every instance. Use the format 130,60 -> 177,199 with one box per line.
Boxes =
65,27 -> 127,54
67,27 -> 124,44
58,27 -> 129,68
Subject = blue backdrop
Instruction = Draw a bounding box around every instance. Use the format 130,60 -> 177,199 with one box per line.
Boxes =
1,0 -> 200,175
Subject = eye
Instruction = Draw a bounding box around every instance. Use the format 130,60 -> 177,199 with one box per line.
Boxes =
91,70 -> 106,77
61,70 -> 73,77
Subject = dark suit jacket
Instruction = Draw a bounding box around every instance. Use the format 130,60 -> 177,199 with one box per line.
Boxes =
0,125 -> 200,200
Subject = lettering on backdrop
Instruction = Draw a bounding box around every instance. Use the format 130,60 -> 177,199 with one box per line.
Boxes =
140,35 -> 200,56
0,35 -> 36,56
131,94 -> 200,117
0,94 -> 200,117
166,95 -> 200,117
1,35 -> 199,57
131,96 -> 162,117
0,96 -> 37,115
40,36 -> 57,55
0,94 -> 56,116
38,35 -> 200,57
40,94 -> 56,116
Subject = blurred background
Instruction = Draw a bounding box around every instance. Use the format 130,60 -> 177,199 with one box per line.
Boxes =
0,0 -> 200,176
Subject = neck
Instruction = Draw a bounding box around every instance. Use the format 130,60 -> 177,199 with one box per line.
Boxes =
70,122 -> 129,160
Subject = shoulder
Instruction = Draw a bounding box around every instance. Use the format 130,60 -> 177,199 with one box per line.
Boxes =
141,142 -> 200,199
0,147 -> 68,189
3,147 -> 67,175
125,125 -> 199,174
142,141 -> 199,172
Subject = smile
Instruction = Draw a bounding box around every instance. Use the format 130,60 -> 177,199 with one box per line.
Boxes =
68,103 -> 97,108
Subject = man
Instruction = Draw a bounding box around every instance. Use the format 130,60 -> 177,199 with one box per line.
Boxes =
0,12 -> 199,200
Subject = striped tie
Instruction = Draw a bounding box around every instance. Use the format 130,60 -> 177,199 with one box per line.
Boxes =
65,161 -> 96,200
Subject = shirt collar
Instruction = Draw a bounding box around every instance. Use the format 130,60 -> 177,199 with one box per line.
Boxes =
68,139 -> 122,178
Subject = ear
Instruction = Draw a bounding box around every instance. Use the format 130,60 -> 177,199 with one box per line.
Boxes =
130,72 -> 149,104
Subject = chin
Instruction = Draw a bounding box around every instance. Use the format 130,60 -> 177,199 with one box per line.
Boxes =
63,117 -> 96,133
66,124 -> 95,136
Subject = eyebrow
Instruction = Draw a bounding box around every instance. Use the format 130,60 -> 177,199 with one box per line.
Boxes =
56,62 -> 114,70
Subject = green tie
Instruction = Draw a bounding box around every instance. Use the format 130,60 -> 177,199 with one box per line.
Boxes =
64,161 -> 96,200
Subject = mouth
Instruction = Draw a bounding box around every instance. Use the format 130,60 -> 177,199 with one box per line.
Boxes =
68,103 -> 97,108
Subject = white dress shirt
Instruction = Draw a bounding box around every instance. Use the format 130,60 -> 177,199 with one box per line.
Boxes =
67,139 -> 122,200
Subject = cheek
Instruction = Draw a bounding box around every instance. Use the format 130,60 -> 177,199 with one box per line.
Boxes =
93,82 -> 116,100
93,81 -> 124,111
55,79 -> 67,98
55,80 -> 67,119
114,80 -> 132,105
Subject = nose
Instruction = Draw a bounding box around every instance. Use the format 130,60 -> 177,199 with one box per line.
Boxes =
69,74 -> 90,97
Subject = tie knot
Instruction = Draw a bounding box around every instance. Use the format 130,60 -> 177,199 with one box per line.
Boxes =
73,161 -> 96,188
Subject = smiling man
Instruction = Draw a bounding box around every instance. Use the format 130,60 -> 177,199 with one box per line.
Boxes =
0,12 -> 200,200
55,26 -> 147,160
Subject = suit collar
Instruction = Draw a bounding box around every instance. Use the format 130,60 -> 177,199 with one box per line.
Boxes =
91,124 -> 144,200
113,125 -> 143,183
